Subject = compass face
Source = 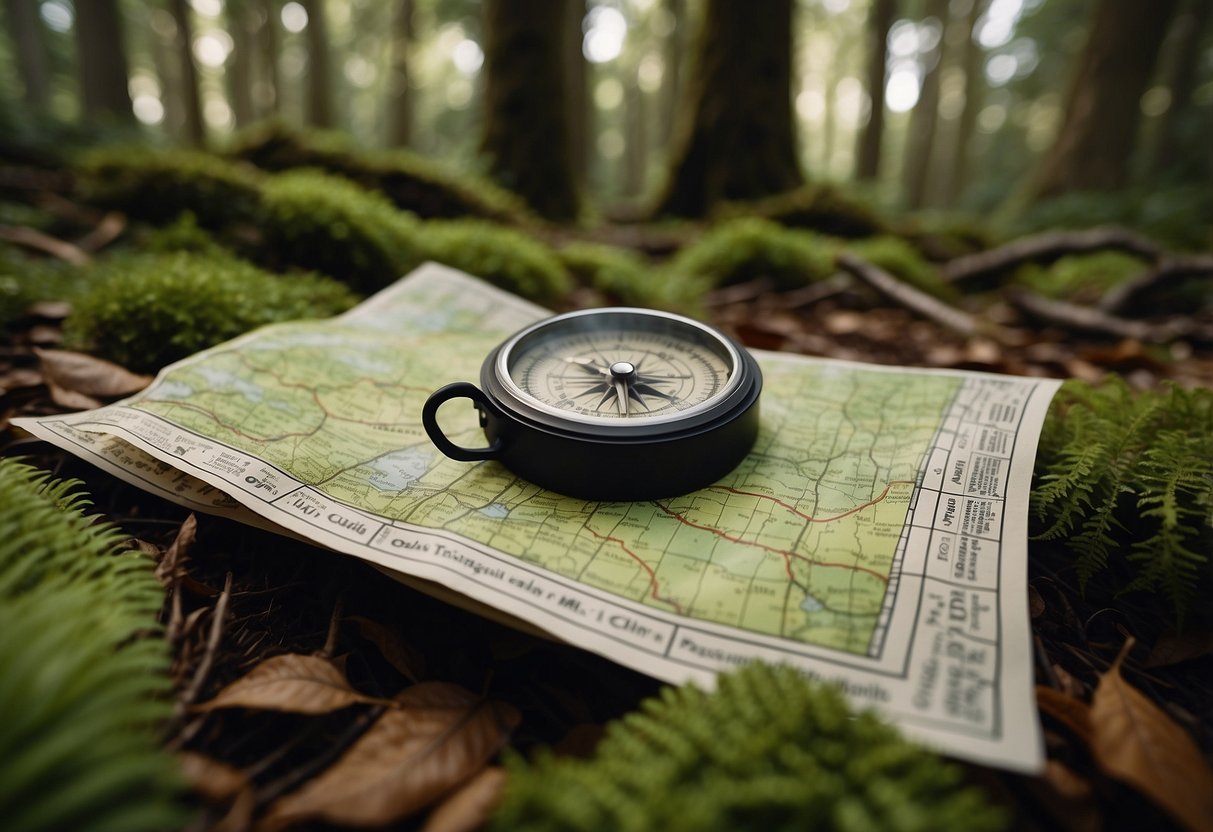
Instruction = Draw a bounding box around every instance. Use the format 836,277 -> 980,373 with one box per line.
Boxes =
496,309 -> 741,425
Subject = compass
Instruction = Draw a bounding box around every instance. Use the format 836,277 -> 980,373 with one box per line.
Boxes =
421,307 -> 762,500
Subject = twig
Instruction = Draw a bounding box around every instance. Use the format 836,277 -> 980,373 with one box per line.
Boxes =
836,252 -> 983,337
180,571 -> 233,709
1008,289 -> 1195,343
704,277 -> 774,307
0,225 -> 90,266
942,226 -> 1163,284
320,592 -> 345,659
1098,253 -> 1213,314
74,211 -> 127,254
761,273 -> 853,310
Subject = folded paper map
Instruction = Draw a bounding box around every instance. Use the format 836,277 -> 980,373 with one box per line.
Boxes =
15,263 -> 1060,772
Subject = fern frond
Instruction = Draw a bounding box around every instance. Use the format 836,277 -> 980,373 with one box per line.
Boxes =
491,663 -> 1006,832
0,459 -> 183,832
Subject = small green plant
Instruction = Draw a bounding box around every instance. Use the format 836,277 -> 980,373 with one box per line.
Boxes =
258,169 -> 428,293
64,251 -> 360,372
1032,378 -> 1213,625
1013,251 -> 1146,304
75,147 -> 263,229
666,218 -> 838,291
421,219 -> 573,304
0,459 -> 182,832
492,662 -> 1005,832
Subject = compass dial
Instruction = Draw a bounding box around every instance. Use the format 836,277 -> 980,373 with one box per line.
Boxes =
497,309 -> 739,425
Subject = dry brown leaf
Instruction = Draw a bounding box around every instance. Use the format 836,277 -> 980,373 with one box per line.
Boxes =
0,367 -> 43,394
35,348 -> 151,399
420,767 -> 508,832
1090,640 -> 1213,832
349,614 -> 426,683
1035,685 -> 1093,746
258,681 -> 520,830
178,751 -> 249,801
45,382 -> 102,411
155,513 -> 197,586
1145,631 -> 1213,668
195,653 -> 388,714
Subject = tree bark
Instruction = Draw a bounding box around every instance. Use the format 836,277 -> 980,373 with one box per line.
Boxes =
563,0 -> 588,191
480,0 -> 580,220
168,0 -> 206,144
226,0 -> 256,127
301,0 -> 335,128
855,0 -> 896,181
658,0 -> 687,150
653,0 -> 804,217
74,0 -> 135,126
901,0 -> 948,210
1023,0 -> 1179,201
255,0 -> 281,116
944,0 -> 987,205
386,0 -> 414,146
3,0 -> 49,110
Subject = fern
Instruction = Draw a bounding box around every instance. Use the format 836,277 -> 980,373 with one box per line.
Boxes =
1031,379 -> 1213,625
0,459 -> 182,832
491,663 -> 1005,832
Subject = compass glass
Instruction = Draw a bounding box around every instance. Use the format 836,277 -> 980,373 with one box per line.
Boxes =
497,309 -> 740,424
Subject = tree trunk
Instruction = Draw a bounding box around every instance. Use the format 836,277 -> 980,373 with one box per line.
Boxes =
901,0 -> 948,210
653,0 -> 803,218
563,0 -> 587,191
658,0 -> 687,150
74,0 -> 135,126
3,0 -> 49,109
168,0 -> 206,145
387,0 -> 414,146
1024,0 -> 1179,201
255,0 -> 281,116
226,0 -> 256,127
480,0 -> 580,220
624,79 -> 647,196
944,0 -> 987,205
855,0 -> 896,181
301,0 -> 334,128
1150,0 -> 1213,177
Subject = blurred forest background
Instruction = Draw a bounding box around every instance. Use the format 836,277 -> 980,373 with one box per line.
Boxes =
1,0 -> 1210,242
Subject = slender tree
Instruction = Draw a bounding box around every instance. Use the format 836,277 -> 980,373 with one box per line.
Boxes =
225,0 -> 256,127
653,0 -> 803,217
480,0 -> 580,219
943,0 -> 987,205
1023,0 -> 1179,201
255,0 -> 281,116
1150,0 -> 1213,177
168,0 -> 205,144
658,0 -> 687,150
74,0 -> 135,125
387,0 -> 414,146
855,0 -> 896,181
3,0 -> 49,110
301,0 -> 335,128
901,0 -> 948,210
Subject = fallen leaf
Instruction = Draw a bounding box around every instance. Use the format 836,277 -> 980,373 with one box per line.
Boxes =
421,767 -> 508,832
258,681 -> 520,830
1145,631 -> 1213,668
179,751 -> 249,801
1035,686 -> 1093,746
1089,640 -> 1213,832
155,513 -> 197,586
35,348 -> 151,399
1028,584 -> 1045,619
46,382 -> 102,411
0,367 -> 43,394
195,653 -> 388,714
349,615 -> 426,683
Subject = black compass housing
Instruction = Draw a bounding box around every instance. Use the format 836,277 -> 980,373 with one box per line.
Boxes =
422,309 -> 763,501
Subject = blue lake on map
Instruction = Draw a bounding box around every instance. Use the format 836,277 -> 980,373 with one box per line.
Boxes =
478,503 -> 509,519
363,447 -> 434,491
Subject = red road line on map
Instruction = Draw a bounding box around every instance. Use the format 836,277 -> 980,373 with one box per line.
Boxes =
585,527 -> 684,614
653,502 -> 892,585
709,480 -> 916,524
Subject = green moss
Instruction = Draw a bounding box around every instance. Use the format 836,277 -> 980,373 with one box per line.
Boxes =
64,251 -> 360,372
75,147 -> 263,229
721,183 -> 887,238
141,211 -> 231,257
845,236 -> 959,302
896,214 -> 1000,262
258,169 -> 426,293
0,244 -> 83,326
232,121 -> 534,224
0,459 -> 183,832
1013,251 -> 1146,304
666,218 -> 838,292
421,219 -> 572,304
557,243 -> 699,311
492,663 -> 1005,832
1032,378 -> 1213,627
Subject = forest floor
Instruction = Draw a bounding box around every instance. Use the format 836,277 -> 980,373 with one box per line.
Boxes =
2,182 -> 1213,830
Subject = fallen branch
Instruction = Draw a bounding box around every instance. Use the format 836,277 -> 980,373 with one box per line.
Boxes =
74,211 -> 126,254
1098,253 -> 1213,314
836,253 -> 982,338
0,225 -> 90,266
942,226 -> 1163,284
1008,289 -> 1196,343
